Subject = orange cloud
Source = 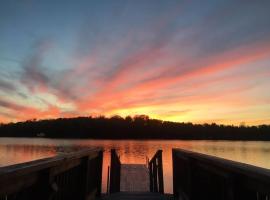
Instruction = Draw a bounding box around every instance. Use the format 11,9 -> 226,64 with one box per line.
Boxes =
75,39 -> 270,116
0,98 -> 61,122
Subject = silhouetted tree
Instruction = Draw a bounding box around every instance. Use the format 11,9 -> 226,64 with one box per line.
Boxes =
0,115 -> 270,140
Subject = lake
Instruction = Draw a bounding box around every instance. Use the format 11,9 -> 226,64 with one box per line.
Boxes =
1,138 -> 270,193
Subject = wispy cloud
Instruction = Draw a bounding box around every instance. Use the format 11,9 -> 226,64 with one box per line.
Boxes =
20,38 -> 52,93
0,79 -> 15,92
0,99 -> 27,111
0,0 -> 270,124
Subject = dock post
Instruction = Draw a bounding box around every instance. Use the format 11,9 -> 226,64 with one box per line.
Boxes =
149,150 -> 164,193
157,151 -> 164,194
107,166 -> 110,194
109,149 -> 121,193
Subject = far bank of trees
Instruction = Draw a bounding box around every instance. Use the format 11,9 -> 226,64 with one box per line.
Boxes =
0,115 -> 270,140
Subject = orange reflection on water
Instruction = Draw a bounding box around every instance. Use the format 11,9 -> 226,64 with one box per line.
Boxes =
0,144 -> 56,167
1,138 -> 270,194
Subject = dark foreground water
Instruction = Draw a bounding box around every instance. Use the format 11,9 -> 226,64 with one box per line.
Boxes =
1,138 -> 270,193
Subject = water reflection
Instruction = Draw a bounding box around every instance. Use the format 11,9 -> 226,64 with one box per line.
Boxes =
1,138 -> 270,193
0,144 -> 56,166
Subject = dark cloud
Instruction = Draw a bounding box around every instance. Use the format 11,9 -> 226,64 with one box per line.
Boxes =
0,79 -> 15,92
19,38 -> 80,101
20,38 -> 51,92
0,99 -> 26,111
180,0 -> 270,58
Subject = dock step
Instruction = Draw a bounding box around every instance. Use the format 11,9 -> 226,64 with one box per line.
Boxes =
121,164 -> 150,192
102,192 -> 172,200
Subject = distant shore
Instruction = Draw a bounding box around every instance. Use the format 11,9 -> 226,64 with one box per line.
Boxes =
1,116 -> 270,141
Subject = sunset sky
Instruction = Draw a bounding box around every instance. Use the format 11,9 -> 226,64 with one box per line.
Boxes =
0,0 -> 270,125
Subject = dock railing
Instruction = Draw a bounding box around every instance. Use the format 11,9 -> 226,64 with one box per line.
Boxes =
109,149 -> 121,194
149,150 -> 164,194
172,148 -> 270,200
0,148 -> 103,200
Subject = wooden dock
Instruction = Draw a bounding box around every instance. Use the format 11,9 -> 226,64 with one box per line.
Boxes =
173,148 -> 270,200
0,148 -> 103,200
102,192 -> 170,200
2,148 -> 270,200
109,150 -> 164,195
104,150 -> 167,200
120,164 -> 149,192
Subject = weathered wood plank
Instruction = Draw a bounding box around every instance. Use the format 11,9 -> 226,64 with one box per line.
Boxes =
110,149 -> 121,193
0,147 -> 101,182
172,148 -> 270,200
0,148 -> 103,200
101,192 -> 171,200
149,150 -> 164,194
120,164 -> 149,192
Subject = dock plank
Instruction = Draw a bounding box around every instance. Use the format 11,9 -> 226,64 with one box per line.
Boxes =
120,164 -> 150,192
101,192 -> 172,200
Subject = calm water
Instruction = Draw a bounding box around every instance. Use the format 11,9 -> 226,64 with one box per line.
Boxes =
1,138 -> 270,193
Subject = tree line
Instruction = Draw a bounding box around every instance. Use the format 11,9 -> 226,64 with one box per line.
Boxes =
0,115 -> 270,140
